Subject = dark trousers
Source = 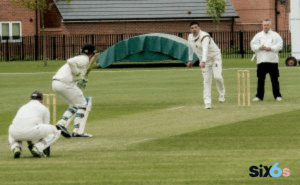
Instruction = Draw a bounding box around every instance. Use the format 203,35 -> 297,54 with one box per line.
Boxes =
256,63 -> 282,100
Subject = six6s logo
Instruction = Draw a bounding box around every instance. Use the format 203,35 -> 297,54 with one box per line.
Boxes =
249,163 -> 290,177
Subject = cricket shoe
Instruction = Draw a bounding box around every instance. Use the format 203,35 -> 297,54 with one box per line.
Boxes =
252,97 -> 262,102
219,95 -> 225,103
12,147 -> 21,159
30,145 -> 50,157
276,97 -> 282,101
56,124 -> 71,138
31,146 -> 45,158
72,132 -> 93,138
205,103 -> 212,109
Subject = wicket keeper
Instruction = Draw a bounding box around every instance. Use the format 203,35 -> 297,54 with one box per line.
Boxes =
8,91 -> 61,158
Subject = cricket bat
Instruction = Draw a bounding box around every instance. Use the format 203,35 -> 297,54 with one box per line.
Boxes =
84,53 -> 99,77
77,54 -> 99,90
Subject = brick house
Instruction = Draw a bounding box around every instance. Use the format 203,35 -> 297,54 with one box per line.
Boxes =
0,0 -> 290,38
0,0 -> 238,38
231,0 -> 290,31
0,0 -> 291,60
0,0 -> 38,41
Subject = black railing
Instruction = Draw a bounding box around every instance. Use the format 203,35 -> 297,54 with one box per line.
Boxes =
0,31 -> 291,61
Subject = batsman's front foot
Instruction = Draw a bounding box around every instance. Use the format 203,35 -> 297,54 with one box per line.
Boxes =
252,97 -> 262,102
56,124 -> 71,138
205,103 -> 212,109
72,132 -> 93,138
219,95 -> 225,103
12,147 -> 21,159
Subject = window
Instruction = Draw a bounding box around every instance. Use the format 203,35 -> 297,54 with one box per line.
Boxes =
0,22 -> 22,42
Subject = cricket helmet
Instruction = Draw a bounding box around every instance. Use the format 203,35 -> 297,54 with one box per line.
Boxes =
81,43 -> 96,55
31,90 -> 43,100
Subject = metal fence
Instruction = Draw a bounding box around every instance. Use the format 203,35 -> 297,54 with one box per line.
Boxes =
0,31 -> 291,61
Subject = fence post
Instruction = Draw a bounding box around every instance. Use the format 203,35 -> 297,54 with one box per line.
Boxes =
239,31 -> 244,58
91,34 -> 95,45
230,31 -> 234,47
52,36 -> 56,60
6,37 -> 9,62
63,35 -> 66,60
21,36 -> 24,60
35,35 -> 38,61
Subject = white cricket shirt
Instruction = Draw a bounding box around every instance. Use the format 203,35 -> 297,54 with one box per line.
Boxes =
250,30 -> 283,64
188,31 -> 221,63
53,55 -> 90,83
11,100 -> 50,131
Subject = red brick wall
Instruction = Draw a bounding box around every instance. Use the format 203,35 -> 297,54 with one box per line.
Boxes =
0,0 -> 38,36
277,0 -> 290,31
231,0 -> 290,31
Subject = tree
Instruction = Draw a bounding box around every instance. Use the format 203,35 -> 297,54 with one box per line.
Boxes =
206,0 -> 227,24
10,0 -> 72,66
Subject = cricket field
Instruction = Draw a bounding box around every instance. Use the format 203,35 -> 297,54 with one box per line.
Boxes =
0,58 -> 299,185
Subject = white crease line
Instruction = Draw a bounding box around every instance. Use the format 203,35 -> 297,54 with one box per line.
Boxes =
0,66 -> 299,75
0,72 -> 55,75
167,106 -> 184,111
126,138 -> 155,145
234,105 -> 300,112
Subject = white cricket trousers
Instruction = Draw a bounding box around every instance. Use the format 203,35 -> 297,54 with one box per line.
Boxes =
52,80 -> 87,108
8,124 -> 60,152
201,54 -> 225,105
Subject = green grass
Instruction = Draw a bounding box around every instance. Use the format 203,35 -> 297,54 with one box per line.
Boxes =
0,58 -> 299,184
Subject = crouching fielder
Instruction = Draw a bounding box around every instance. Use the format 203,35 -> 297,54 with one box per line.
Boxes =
187,21 -> 225,109
8,91 -> 61,158
52,43 -> 95,138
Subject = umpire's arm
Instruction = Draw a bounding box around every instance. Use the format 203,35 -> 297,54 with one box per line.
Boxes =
270,33 -> 283,52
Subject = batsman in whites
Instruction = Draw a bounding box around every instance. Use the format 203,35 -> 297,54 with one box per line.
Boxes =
52,43 -> 96,138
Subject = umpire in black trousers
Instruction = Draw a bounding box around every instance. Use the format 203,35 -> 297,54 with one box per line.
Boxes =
250,19 -> 283,101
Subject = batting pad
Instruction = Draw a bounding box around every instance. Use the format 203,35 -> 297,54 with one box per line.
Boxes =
78,96 -> 92,134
